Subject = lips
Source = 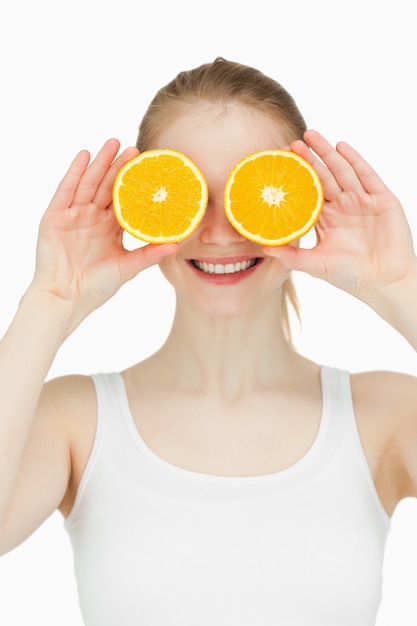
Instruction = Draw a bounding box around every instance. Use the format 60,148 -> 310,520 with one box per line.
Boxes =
190,258 -> 260,275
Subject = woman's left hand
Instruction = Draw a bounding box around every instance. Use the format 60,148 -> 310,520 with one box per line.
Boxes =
263,129 -> 417,310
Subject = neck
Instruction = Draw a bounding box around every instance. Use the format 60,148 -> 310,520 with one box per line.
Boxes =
154,292 -> 298,400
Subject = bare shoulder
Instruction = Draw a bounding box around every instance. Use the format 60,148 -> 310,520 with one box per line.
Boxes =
40,373 -> 96,417
351,369 -> 417,423
350,370 -> 417,513
39,373 -> 97,458
34,374 -> 98,513
0,375 -> 97,554
39,374 -> 97,517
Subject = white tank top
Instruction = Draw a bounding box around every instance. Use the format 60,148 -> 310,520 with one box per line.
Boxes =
65,366 -> 390,625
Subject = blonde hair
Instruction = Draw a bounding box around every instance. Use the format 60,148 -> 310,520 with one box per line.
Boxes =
137,57 -> 304,340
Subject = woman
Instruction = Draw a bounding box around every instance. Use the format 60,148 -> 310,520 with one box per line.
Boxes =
1,57 -> 416,625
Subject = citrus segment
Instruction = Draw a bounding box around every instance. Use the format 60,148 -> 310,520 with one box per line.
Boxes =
224,150 -> 324,246
113,149 -> 208,243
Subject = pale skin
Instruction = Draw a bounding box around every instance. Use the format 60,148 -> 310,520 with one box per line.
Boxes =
1,104 -> 417,559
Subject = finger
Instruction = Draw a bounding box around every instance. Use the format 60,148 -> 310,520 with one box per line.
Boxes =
303,130 -> 363,194
72,138 -> 122,206
289,138 -> 342,201
47,150 -> 91,212
335,141 -> 390,195
93,146 -> 139,209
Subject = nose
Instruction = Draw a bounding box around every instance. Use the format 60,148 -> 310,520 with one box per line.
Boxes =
198,200 -> 246,246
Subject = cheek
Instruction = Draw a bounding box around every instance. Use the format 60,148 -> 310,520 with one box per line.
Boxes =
263,257 -> 292,287
158,253 -> 187,288
158,256 -> 175,282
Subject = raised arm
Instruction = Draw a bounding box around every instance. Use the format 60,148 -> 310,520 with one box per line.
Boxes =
0,139 -> 177,551
264,130 -> 417,349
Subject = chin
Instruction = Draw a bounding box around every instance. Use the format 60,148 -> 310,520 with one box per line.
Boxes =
188,289 -> 280,320
160,257 -> 288,319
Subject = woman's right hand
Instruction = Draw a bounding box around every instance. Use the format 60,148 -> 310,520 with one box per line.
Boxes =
31,139 -> 178,332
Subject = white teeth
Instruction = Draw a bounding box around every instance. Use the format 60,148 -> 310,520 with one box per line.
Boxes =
193,259 -> 257,274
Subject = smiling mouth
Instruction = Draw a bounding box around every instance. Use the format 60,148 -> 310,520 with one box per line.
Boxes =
190,258 -> 260,275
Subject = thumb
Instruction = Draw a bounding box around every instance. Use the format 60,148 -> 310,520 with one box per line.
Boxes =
263,244 -> 325,279
119,243 -> 179,282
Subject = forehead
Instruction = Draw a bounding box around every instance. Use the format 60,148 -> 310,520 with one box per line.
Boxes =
152,104 -> 289,173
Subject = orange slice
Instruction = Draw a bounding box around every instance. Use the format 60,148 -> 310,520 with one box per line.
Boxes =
113,149 -> 208,243
224,150 -> 324,246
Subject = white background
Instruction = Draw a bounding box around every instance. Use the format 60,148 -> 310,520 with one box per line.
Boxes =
0,0 -> 416,623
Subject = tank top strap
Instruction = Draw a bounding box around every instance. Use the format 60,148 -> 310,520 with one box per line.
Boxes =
66,372 -> 126,521
320,365 -> 389,523
91,371 -> 124,426
318,365 -> 362,459
320,365 -> 353,433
